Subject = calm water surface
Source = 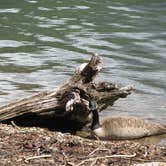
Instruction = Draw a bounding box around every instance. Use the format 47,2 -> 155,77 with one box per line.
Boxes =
0,0 -> 166,143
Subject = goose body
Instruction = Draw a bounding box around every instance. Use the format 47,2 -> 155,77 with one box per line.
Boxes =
93,116 -> 166,140
90,100 -> 166,140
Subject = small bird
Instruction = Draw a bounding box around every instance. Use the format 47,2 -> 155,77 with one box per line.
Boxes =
90,101 -> 166,140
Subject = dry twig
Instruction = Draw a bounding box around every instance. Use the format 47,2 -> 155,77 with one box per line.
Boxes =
87,147 -> 110,157
77,153 -> 136,166
24,154 -> 52,163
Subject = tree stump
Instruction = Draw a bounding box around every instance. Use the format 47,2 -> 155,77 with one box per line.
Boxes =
0,54 -> 132,132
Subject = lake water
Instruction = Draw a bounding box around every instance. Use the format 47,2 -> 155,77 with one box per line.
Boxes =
0,0 -> 166,143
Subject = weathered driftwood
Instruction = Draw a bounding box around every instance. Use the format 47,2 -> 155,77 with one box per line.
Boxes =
0,54 -> 132,131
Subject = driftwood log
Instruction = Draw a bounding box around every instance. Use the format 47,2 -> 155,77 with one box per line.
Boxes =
0,54 -> 132,132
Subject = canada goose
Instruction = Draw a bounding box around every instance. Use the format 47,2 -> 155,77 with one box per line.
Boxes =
90,101 -> 166,140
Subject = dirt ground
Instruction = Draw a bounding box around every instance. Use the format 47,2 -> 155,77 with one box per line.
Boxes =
0,123 -> 166,166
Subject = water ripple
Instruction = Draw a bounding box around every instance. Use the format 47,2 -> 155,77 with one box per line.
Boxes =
108,6 -> 142,13
0,8 -> 20,13
111,32 -> 154,40
0,40 -> 33,48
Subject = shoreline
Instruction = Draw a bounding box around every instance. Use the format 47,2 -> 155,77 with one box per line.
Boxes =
0,123 -> 165,165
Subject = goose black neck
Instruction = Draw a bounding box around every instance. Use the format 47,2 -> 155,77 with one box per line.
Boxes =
90,100 -> 100,130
